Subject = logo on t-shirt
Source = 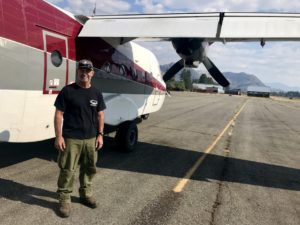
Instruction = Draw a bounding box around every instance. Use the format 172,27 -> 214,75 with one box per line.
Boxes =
90,100 -> 98,107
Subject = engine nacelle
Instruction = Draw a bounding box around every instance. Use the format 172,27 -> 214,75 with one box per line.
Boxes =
171,38 -> 208,66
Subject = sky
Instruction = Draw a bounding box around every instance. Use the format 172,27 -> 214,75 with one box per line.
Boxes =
48,0 -> 300,88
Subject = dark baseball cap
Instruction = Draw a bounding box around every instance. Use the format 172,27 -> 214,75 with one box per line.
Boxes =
78,59 -> 93,70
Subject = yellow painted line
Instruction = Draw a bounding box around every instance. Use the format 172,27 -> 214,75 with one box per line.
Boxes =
173,100 -> 248,193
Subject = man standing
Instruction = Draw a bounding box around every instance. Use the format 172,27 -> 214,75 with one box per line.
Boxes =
54,59 -> 106,218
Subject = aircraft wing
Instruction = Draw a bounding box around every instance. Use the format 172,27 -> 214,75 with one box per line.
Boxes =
78,12 -> 300,42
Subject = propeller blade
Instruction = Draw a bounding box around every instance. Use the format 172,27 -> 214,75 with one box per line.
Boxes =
202,57 -> 230,87
163,59 -> 184,82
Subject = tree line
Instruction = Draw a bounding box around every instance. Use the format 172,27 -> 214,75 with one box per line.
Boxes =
166,69 -> 216,91
165,69 -> 300,99
271,91 -> 300,98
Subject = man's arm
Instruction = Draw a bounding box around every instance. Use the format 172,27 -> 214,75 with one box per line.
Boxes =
96,110 -> 105,150
54,109 -> 66,151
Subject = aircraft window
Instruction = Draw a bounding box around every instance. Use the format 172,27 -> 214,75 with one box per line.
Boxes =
51,50 -> 63,67
131,68 -> 137,80
119,65 -> 126,75
137,71 -> 143,81
146,72 -> 153,84
103,62 -> 111,73
141,71 -> 146,82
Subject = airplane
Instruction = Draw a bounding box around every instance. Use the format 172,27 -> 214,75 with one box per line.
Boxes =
1,0 -> 300,151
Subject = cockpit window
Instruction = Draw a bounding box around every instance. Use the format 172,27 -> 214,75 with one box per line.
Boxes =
103,62 -> 111,73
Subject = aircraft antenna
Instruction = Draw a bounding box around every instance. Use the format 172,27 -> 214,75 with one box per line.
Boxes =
92,1 -> 97,16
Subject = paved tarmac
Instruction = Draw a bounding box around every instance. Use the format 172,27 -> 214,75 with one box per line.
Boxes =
0,92 -> 299,225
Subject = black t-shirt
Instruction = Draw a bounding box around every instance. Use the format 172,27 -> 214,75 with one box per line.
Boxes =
54,83 -> 106,139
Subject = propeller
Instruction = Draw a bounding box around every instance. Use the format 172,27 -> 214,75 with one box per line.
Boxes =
202,57 -> 230,87
163,56 -> 230,88
163,59 -> 184,82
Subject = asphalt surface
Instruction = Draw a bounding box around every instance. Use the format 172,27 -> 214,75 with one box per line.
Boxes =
0,92 -> 299,225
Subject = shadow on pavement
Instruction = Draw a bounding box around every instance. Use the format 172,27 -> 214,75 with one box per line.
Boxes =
1,136 -> 299,192
0,139 -> 57,168
0,178 -> 59,214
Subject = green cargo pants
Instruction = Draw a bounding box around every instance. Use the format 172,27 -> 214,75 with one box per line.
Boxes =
57,137 -> 97,203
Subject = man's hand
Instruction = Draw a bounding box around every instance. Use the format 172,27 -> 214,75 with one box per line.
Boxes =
54,109 -> 65,151
55,136 -> 66,152
95,135 -> 103,150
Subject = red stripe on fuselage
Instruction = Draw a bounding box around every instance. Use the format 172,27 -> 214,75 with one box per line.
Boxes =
77,37 -> 166,91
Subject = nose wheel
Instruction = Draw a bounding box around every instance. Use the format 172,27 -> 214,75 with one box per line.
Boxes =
115,121 -> 138,152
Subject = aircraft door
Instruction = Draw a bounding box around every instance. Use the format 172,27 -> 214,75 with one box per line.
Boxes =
43,31 -> 68,94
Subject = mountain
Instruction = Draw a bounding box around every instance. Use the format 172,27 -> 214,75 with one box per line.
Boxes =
223,72 -> 266,92
265,82 -> 300,92
160,63 -> 267,92
160,63 -> 173,74
160,64 -> 200,81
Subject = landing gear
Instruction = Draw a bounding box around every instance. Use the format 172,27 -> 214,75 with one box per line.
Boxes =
141,114 -> 149,120
115,121 -> 138,152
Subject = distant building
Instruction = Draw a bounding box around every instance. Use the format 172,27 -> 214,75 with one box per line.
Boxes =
192,83 -> 224,94
225,88 -> 241,95
247,86 -> 270,97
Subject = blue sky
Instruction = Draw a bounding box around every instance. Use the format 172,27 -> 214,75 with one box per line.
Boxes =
48,0 -> 300,88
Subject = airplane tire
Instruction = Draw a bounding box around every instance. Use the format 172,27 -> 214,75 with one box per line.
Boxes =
141,114 -> 149,120
115,121 -> 138,152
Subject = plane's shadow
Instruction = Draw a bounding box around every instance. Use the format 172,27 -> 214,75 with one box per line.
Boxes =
99,137 -> 300,191
0,139 -> 76,215
1,137 -> 299,194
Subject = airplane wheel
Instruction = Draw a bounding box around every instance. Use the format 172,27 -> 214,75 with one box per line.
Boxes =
141,114 -> 149,120
115,121 -> 138,152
